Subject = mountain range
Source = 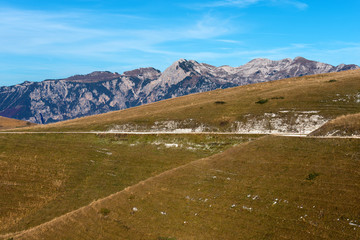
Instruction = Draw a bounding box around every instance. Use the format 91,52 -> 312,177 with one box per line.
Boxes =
0,57 -> 358,124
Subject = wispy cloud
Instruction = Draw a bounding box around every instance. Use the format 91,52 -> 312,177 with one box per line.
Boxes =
270,0 -> 308,10
0,8 -> 231,58
191,0 -> 308,10
198,0 -> 261,8
158,41 -> 359,67
217,39 -> 243,44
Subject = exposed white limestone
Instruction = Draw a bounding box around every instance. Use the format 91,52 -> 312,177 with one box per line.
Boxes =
107,111 -> 328,135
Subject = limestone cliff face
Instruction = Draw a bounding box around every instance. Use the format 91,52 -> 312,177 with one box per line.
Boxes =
0,57 -> 358,124
0,69 -> 160,123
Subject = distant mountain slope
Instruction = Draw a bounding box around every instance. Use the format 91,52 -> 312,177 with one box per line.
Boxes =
26,69 -> 360,135
0,57 -> 358,124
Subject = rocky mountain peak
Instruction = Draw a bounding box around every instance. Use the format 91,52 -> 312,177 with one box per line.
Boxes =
123,67 -> 161,80
64,71 -> 121,83
293,56 -> 314,64
1,57 -> 359,124
246,58 -> 273,67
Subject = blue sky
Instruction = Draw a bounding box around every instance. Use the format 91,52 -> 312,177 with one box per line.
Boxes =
0,0 -> 359,86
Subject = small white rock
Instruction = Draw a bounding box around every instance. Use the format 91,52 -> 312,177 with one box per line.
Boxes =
132,207 -> 138,212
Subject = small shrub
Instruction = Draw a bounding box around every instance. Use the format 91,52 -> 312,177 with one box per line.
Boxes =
129,194 -> 135,200
255,99 -> 268,104
100,208 -> 111,216
214,101 -> 226,104
271,96 -> 285,100
306,172 -> 320,180
219,121 -> 229,126
158,237 -> 176,240
328,79 -> 337,83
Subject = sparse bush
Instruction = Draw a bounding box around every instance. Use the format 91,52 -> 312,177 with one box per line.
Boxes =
158,237 -> 176,240
100,208 -> 111,216
219,121 -> 229,126
306,172 -> 320,180
271,96 -> 285,100
255,99 -> 268,104
328,79 -> 337,83
214,101 -> 226,104
128,194 -> 135,200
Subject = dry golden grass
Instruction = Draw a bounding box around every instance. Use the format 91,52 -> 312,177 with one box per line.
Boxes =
0,133 -> 254,235
20,69 -> 360,132
0,116 -> 35,130
310,113 -> 360,136
3,136 -> 359,240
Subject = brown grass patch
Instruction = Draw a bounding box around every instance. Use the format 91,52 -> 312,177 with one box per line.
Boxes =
0,116 -> 35,130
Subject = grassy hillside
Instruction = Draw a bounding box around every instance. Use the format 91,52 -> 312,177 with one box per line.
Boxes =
21,69 -> 360,133
0,133 -> 255,235
4,136 -> 359,240
310,113 -> 360,136
0,116 -> 35,130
